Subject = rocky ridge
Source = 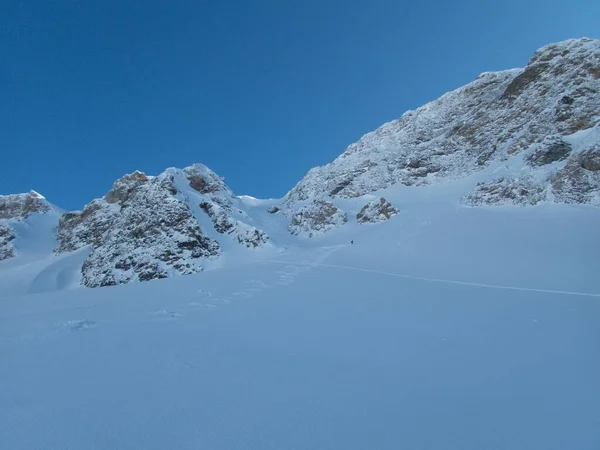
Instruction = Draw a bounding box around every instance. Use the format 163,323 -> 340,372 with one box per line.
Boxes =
286,38 -> 600,206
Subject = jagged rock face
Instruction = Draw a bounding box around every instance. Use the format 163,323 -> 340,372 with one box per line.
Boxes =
0,191 -> 51,220
200,201 -> 269,248
288,201 -> 348,237
0,191 -> 56,261
184,164 -> 230,195
356,198 -> 399,223
287,38 -> 600,203
463,177 -> 546,207
104,171 -> 149,204
551,147 -> 600,204
463,126 -> 600,206
525,136 -> 572,166
56,172 -> 220,287
0,225 -> 15,260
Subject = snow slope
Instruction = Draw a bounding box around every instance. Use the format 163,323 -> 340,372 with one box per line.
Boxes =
1,180 -> 599,450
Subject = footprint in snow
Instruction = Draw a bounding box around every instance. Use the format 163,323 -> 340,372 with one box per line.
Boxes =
152,310 -> 183,319
232,291 -> 252,298
246,280 -> 268,289
59,319 -> 97,332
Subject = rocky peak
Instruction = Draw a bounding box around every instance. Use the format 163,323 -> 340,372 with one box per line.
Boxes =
105,171 -> 149,204
56,169 -> 222,287
54,163 -> 272,287
183,164 -> 231,196
0,191 -> 52,220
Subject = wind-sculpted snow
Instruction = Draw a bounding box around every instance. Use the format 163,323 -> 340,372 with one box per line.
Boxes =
287,38 -> 600,204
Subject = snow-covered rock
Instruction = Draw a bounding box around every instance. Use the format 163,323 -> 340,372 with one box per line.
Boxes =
199,201 -> 269,248
0,225 -> 15,260
54,164 -> 272,287
463,177 -> 546,207
0,191 -> 52,220
356,198 -> 399,223
463,124 -> 600,206
0,191 -> 59,261
56,170 -> 221,287
551,144 -> 600,205
287,201 -> 348,237
286,38 -> 600,205
525,136 -> 572,166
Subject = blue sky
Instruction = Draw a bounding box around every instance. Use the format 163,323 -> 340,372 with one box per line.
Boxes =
1,0 -> 598,209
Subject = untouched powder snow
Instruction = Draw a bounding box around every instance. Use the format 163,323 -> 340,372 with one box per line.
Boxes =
1,179 -> 599,450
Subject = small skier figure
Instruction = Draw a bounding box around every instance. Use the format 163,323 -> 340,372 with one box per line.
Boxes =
350,240 -> 354,245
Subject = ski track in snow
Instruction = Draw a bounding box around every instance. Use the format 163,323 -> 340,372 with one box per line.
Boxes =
265,260 -> 600,299
136,246 -> 345,317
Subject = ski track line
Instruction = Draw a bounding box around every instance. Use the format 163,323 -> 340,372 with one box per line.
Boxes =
264,260 -> 600,299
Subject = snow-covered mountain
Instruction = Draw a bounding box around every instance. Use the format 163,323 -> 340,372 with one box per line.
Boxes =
2,38 -> 600,450
287,38 -> 600,206
1,37 -> 599,291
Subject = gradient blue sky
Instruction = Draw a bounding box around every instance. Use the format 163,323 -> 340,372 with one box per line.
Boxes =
1,0 -> 598,209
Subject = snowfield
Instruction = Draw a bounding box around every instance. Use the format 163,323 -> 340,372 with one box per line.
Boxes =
1,180 -> 599,450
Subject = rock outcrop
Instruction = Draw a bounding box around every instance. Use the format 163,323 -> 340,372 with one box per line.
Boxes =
0,191 -> 51,220
525,136 -> 572,166
463,124 -> 600,206
551,146 -> 600,204
56,171 -> 220,287
356,198 -> 399,223
0,191 -> 57,261
0,225 -> 15,261
53,164 -> 271,287
463,177 -> 546,207
288,201 -> 348,237
200,201 -> 269,248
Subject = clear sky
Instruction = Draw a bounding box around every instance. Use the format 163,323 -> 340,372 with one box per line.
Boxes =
1,0 -> 598,209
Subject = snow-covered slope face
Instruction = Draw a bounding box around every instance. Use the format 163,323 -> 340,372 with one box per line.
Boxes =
0,191 -> 61,262
52,164 -> 274,288
2,182 -> 599,449
286,38 -> 600,205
